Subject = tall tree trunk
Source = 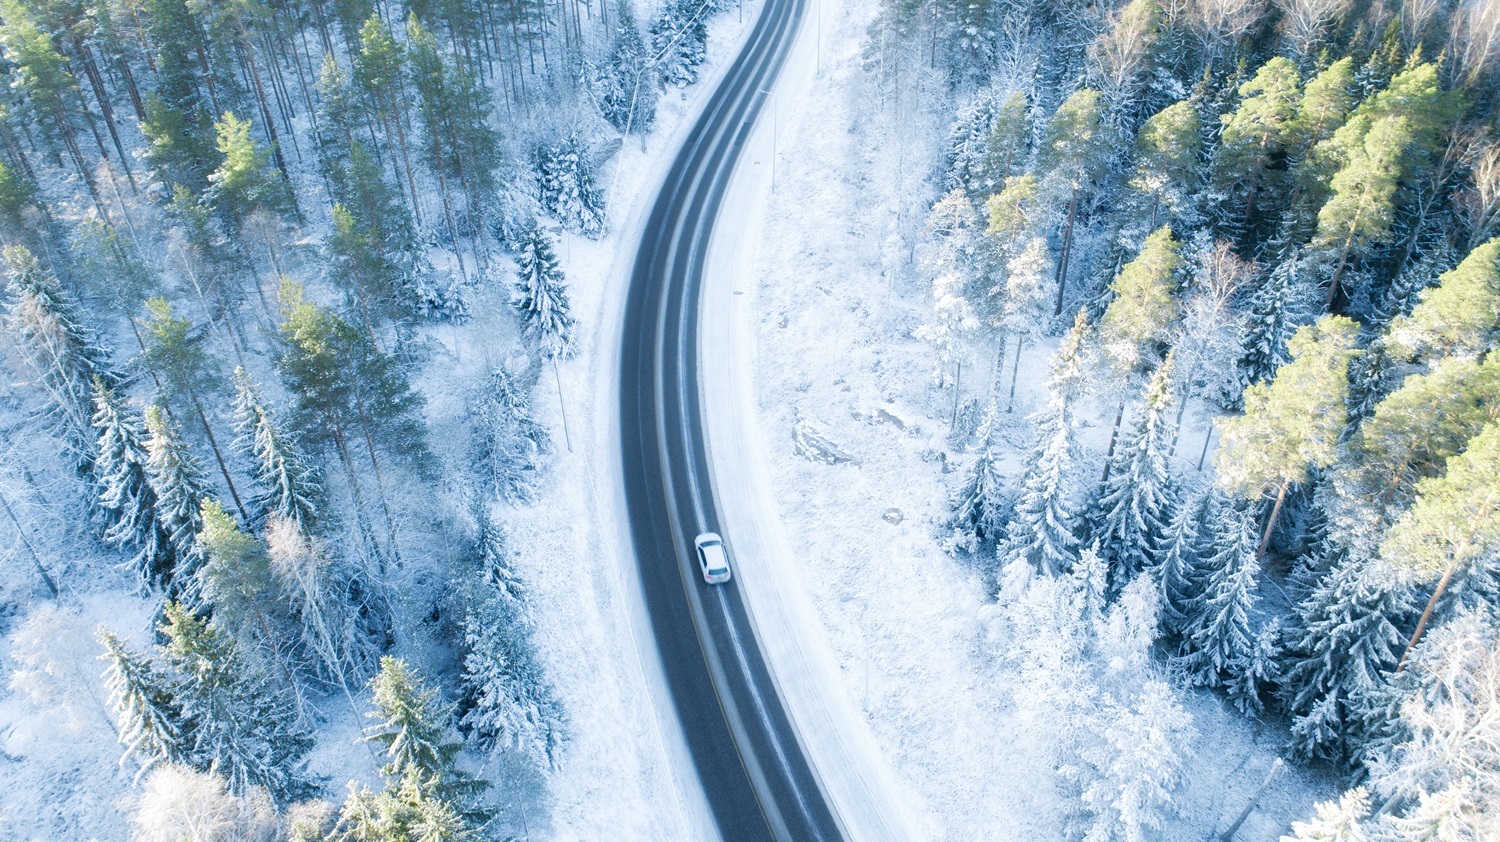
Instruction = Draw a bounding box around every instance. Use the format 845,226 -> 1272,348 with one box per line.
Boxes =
1101,400 -> 1126,483
1396,562 -> 1455,672
1007,338 -> 1023,413
0,487 -> 60,598
1256,478 -> 1290,560
1053,192 -> 1078,314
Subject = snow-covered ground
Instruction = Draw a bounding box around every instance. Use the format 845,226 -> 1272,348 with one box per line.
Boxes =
700,0 -> 1336,838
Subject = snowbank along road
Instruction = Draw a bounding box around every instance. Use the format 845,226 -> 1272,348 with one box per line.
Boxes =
617,0 -> 845,837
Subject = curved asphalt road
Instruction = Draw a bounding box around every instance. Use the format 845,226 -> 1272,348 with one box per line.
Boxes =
618,0 -> 842,839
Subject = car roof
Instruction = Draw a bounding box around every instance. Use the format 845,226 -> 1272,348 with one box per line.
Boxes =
699,542 -> 729,569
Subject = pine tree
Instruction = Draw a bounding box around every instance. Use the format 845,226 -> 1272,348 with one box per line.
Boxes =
597,0 -> 657,134
1099,226 -> 1181,380
1126,100 -> 1201,235
1284,554 -> 1409,763
650,0 -> 710,87
276,280 -> 429,464
144,405 -> 211,598
995,237 -> 1053,410
92,380 -> 174,589
206,111 -> 289,225
1380,421 -> 1500,663
1094,360 -> 1178,591
1208,57 -> 1302,239
100,629 -> 189,777
534,133 -> 605,238
1310,115 -> 1412,309
984,174 -> 1042,254
1386,237 -> 1500,363
4,245 -> 115,477
1178,500 -> 1260,699
512,223 -> 576,360
1218,316 -> 1360,558
159,602 -> 317,806
1289,58 -> 1356,162
195,499 -> 284,663
1036,88 -> 1111,313
232,367 -> 321,533
981,92 -> 1029,192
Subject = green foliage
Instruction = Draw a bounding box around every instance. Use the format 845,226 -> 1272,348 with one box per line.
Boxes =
1310,115 -> 1411,285
1210,58 -> 1301,196
1128,100 -> 1201,226
984,174 -> 1041,250
1099,226 -> 1181,377
208,111 -> 288,221
1217,315 -> 1360,496
142,296 -> 218,410
1388,238 -> 1500,362
1036,88 -> 1110,196
1380,421 -> 1500,579
276,280 -> 429,464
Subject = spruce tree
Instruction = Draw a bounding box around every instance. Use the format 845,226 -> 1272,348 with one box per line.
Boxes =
1217,316 -> 1360,558
4,245 -> 115,477
144,405 -> 211,596
231,367 -> 320,533
1283,554 -> 1409,762
1094,359 -> 1178,591
100,629 -> 189,776
92,380 -> 174,589
943,94 -> 997,197
650,0 -> 709,87
1178,500 -> 1260,704
597,0 -> 657,134
1004,313 -> 1089,576
159,602 -> 317,806
513,222 -> 577,360
468,364 -> 549,505
534,133 -> 605,238
1156,487 -> 1209,639
950,441 -> 1008,549
1285,788 -> 1370,841
460,591 -> 566,768
1235,259 -> 1316,395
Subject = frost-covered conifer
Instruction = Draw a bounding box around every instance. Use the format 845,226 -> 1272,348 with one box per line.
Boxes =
4,245 -> 115,476
1094,359 -> 1178,591
100,630 -> 188,777
232,368 -> 320,533
364,657 -> 487,820
460,591 -> 566,768
144,406 -> 210,598
596,2 -> 656,133
1285,787 -> 1370,841
950,442 -> 1008,549
943,94 -> 996,196
93,380 -> 174,588
1283,553 -> 1408,762
650,0 -> 710,87
1155,487 -> 1210,638
513,223 -> 577,360
1235,260 -> 1315,399
1069,680 -> 1195,842
469,365 -> 549,505
1004,313 -> 1089,575
1229,618 -> 1281,717
1178,501 -> 1260,695
534,133 -> 605,237
1072,543 -> 1109,624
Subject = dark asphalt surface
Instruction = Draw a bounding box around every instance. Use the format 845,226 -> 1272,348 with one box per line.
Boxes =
617,0 -> 844,839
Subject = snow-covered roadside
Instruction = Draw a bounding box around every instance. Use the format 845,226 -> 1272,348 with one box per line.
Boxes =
698,0 -> 930,838
700,0 -> 1333,839
501,4 -> 764,838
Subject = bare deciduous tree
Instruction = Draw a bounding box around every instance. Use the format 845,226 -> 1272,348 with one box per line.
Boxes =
1450,0 -> 1500,87
1274,0 -> 1351,60
1456,137 -> 1500,250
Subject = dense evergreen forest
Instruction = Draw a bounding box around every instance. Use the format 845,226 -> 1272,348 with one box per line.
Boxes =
0,0 -> 728,837
904,0 -> 1500,835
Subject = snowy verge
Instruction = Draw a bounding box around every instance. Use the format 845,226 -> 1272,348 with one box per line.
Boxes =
696,0 -> 932,839
511,4 -> 768,839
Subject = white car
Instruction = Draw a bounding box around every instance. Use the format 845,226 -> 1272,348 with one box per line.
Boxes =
694,532 -> 732,584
